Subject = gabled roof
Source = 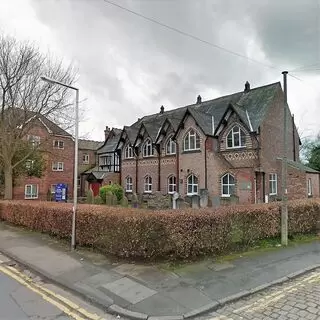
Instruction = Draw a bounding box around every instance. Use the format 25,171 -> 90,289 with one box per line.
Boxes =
79,139 -> 104,150
5,107 -> 72,137
122,81 -> 284,145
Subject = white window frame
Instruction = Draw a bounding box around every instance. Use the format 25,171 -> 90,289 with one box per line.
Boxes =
142,138 -> 154,157
52,162 -> 64,171
166,137 -> 176,155
226,125 -> 246,149
221,173 -> 235,197
269,173 -> 277,195
187,174 -> 198,195
144,175 -> 152,193
307,178 -> 312,196
184,129 -> 200,151
27,135 -> 40,148
125,145 -> 134,159
168,175 -> 177,194
125,176 -> 133,192
25,159 -> 34,170
25,184 -> 38,199
53,140 -> 64,149
82,153 -> 89,164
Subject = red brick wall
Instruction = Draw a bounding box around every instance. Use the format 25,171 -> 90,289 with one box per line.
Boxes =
176,116 -> 206,197
13,124 -> 74,201
260,86 -> 300,199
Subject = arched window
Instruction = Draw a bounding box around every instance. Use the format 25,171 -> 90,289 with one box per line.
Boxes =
184,129 -> 200,151
168,175 -> 177,194
125,176 -> 133,192
221,173 -> 235,197
187,174 -> 198,195
226,125 -> 246,148
166,137 -> 176,155
125,145 -> 133,159
144,175 -> 152,193
143,138 -> 154,157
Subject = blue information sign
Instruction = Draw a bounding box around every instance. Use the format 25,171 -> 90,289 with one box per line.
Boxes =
55,183 -> 68,202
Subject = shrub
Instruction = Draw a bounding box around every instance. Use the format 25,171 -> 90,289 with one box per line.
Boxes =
0,199 -> 318,261
100,184 -> 124,203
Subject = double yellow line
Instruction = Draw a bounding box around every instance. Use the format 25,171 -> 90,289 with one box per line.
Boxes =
0,263 -> 105,320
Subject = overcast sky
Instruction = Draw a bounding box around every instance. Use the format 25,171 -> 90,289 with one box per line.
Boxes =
0,0 -> 319,141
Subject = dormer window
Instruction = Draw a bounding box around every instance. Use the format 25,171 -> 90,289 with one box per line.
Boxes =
226,125 -> 246,148
125,145 -> 134,159
184,129 -> 200,151
166,137 -> 176,155
142,138 -> 154,157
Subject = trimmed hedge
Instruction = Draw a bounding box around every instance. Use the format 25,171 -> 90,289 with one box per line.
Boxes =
0,199 -> 319,260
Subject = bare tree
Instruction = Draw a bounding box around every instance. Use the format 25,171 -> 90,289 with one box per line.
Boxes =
0,34 -> 76,199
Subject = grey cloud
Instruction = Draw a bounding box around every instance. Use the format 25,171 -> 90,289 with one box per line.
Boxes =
28,0 -> 320,139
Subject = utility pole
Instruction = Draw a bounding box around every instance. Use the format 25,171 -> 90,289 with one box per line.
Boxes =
281,71 -> 288,246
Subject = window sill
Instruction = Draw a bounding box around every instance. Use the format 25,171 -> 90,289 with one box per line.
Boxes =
182,149 -> 201,154
142,156 -> 156,158
126,190 -> 133,193
25,197 -> 38,200
226,146 -> 246,150
144,191 -> 152,194
165,153 -> 176,157
269,193 -> 277,196
187,193 -> 198,196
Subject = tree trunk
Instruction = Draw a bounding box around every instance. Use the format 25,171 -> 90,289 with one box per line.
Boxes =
4,165 -> 13,200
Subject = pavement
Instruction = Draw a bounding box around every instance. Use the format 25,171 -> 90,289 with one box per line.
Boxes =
0,222 -> 319,320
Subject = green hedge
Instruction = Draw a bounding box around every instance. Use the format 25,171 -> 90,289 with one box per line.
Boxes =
0,199 -> 319,260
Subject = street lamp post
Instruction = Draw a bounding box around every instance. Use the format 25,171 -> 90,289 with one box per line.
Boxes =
40,76 -> 79,251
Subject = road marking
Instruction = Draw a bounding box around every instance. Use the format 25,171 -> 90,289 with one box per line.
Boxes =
0,264 -> 104,320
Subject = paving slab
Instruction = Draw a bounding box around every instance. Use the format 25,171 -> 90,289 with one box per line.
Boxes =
164,287 -> 213,309
101,277 -> 157,304
129,293 -> 189,316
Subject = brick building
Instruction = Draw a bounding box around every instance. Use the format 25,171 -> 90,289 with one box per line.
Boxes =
13,115 -> 75,201
78,139 -> 103,197
110,81 -> 319,205
81,127 -> 122,196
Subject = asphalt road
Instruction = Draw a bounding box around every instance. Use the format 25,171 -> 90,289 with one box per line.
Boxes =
0,269 -> 71,320
198,268 -> 320,320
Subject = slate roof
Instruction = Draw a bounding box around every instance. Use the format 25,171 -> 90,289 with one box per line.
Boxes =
79,139 -> 104,150
97,129 -> 122,154
125,82 -> 282,142
277,158 -> 320,174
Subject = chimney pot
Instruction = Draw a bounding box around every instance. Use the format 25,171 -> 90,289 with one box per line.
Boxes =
197,95 -> 202,104
104,126 -> 110,141
160,105 -> 164,114
244,81 -> 250,93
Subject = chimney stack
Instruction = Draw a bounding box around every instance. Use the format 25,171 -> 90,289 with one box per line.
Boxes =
104,126 -> 110,141
197,95 -> 202,104
160,105 -> 164,114
244,81 -> 250,93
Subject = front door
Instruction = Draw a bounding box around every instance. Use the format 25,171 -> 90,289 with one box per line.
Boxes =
90,182 -> 100,197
